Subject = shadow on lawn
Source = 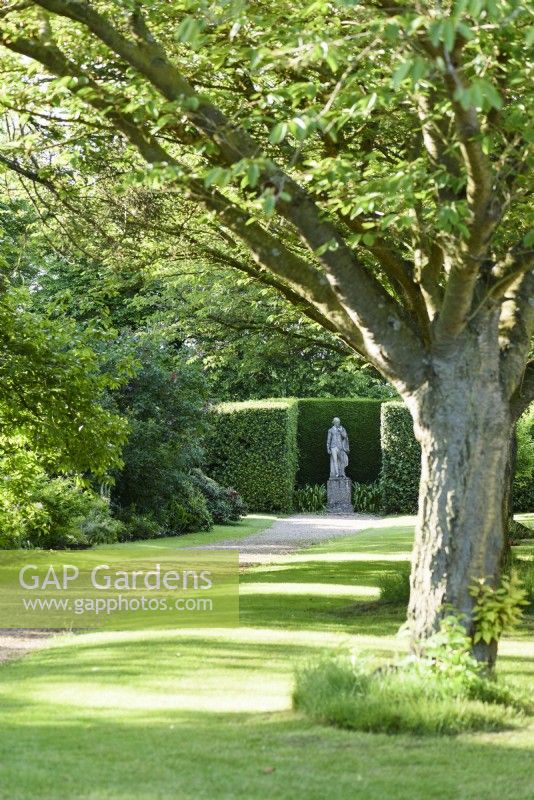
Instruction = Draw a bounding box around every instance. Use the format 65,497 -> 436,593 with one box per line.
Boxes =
0,705 -> 533,800
239,557 -> 407,634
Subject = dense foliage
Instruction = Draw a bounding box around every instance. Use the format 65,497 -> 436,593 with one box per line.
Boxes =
380,402 -> 421,514
514,407 -> 534,512
0,197 -> 247,546
208,400 -> 299,512
110,340 -> 211,536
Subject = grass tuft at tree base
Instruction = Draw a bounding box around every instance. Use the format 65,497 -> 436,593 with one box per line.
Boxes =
293,653 -> 531,736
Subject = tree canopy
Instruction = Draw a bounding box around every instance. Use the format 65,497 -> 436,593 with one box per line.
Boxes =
0,0 -> 531,413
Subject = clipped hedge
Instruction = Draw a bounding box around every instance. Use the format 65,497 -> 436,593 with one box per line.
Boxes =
207,399 -> 298,512
380,402 -> 420,514
380,401 -> 534,514
296,398 -> 383,488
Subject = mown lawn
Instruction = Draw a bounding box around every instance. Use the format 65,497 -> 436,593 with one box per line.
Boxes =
0,515 -> 533,800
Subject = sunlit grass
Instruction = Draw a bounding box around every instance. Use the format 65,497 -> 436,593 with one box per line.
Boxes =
95,514 -> 278,552
0,515 -> 533,799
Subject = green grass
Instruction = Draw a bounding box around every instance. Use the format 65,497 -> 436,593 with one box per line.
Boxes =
294,654 -> 531,736
0,515 -> 533,799
96,513 -> 278,551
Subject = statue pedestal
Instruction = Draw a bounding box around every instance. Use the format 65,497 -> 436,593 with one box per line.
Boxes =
327,477 -> 353,514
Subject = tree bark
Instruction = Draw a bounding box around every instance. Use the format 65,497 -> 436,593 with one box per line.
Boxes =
406,312 -> 511,665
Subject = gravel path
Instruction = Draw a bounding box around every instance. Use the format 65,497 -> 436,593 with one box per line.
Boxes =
0,630 -> 56,664
196,512 -> 381,562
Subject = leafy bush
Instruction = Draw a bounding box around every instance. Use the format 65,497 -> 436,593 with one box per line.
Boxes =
0,473 -> 122,550
514,407 -> 534,512
111,342 -> 212,534
296,398 -> 383,488
78,502 -> 126,546
352,481 -> 381,513
470,573 -> 528,646
190,469 -> 246,524
513,559 -> 534,611
207,399 -> 298,512
377,566 -> 411,604
115,511 -> 162,542
380,402 -> 420,514
293,484 -> 326,512
28,479 -> 124,549
165,482 -> 213,534
294,618 -> 531,736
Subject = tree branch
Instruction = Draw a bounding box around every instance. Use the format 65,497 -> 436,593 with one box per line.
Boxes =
26,0 -> 429,389
432,44 -> 499,342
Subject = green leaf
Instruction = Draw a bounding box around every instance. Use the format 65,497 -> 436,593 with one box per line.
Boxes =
392,60 -> 412,89
443,19 -> 456,52
269,122 -> 288,145
175,17 -> 203,48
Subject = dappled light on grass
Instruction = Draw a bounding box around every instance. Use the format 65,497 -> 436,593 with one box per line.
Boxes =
240,551 -> 411,565
0,514 -> 533,799
240,582 -> 380,598
0,631 -> 402,718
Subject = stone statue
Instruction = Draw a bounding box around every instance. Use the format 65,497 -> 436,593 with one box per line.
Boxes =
327,417 -> 350,478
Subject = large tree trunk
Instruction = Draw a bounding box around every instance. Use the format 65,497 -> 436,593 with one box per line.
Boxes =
406,314 -> 511,666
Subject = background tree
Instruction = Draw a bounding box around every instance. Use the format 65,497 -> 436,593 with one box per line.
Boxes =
0,0 -> 532,660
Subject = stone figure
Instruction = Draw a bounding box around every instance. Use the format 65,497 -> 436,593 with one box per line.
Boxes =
327,417 -> 350,478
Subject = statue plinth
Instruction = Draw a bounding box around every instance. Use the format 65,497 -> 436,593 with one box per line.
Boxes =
327,477 -> 353,514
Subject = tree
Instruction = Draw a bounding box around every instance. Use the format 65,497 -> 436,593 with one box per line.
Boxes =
109,338 -> 210,529
0,0 -> 532,661
4,180 -> 391,401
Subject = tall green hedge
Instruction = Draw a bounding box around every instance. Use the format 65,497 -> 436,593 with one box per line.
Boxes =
380,402 -> 420,514
379,402 -> 534,514
207,399 -> 298,512
296,398 -> 383,487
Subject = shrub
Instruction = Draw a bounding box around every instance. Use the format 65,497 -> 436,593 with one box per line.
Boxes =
29,479 -> 124,549
0,434 -> 123,549
78,502 -> 125,546
377,566 -> 411,604
116,511 -> 162,542
294,618 -> 531,736
514,407 -> 534,512
352,481 -> 381,513
293,484 -> 326,513
165,487 -> 212,534
207,399 -> 298,512
0,474 -> 121,550
380,402 -> 420,514
514,559 -> 534,611
296,398 -> 383,488
111,342 -> 210,530
190,469 -> 246,524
